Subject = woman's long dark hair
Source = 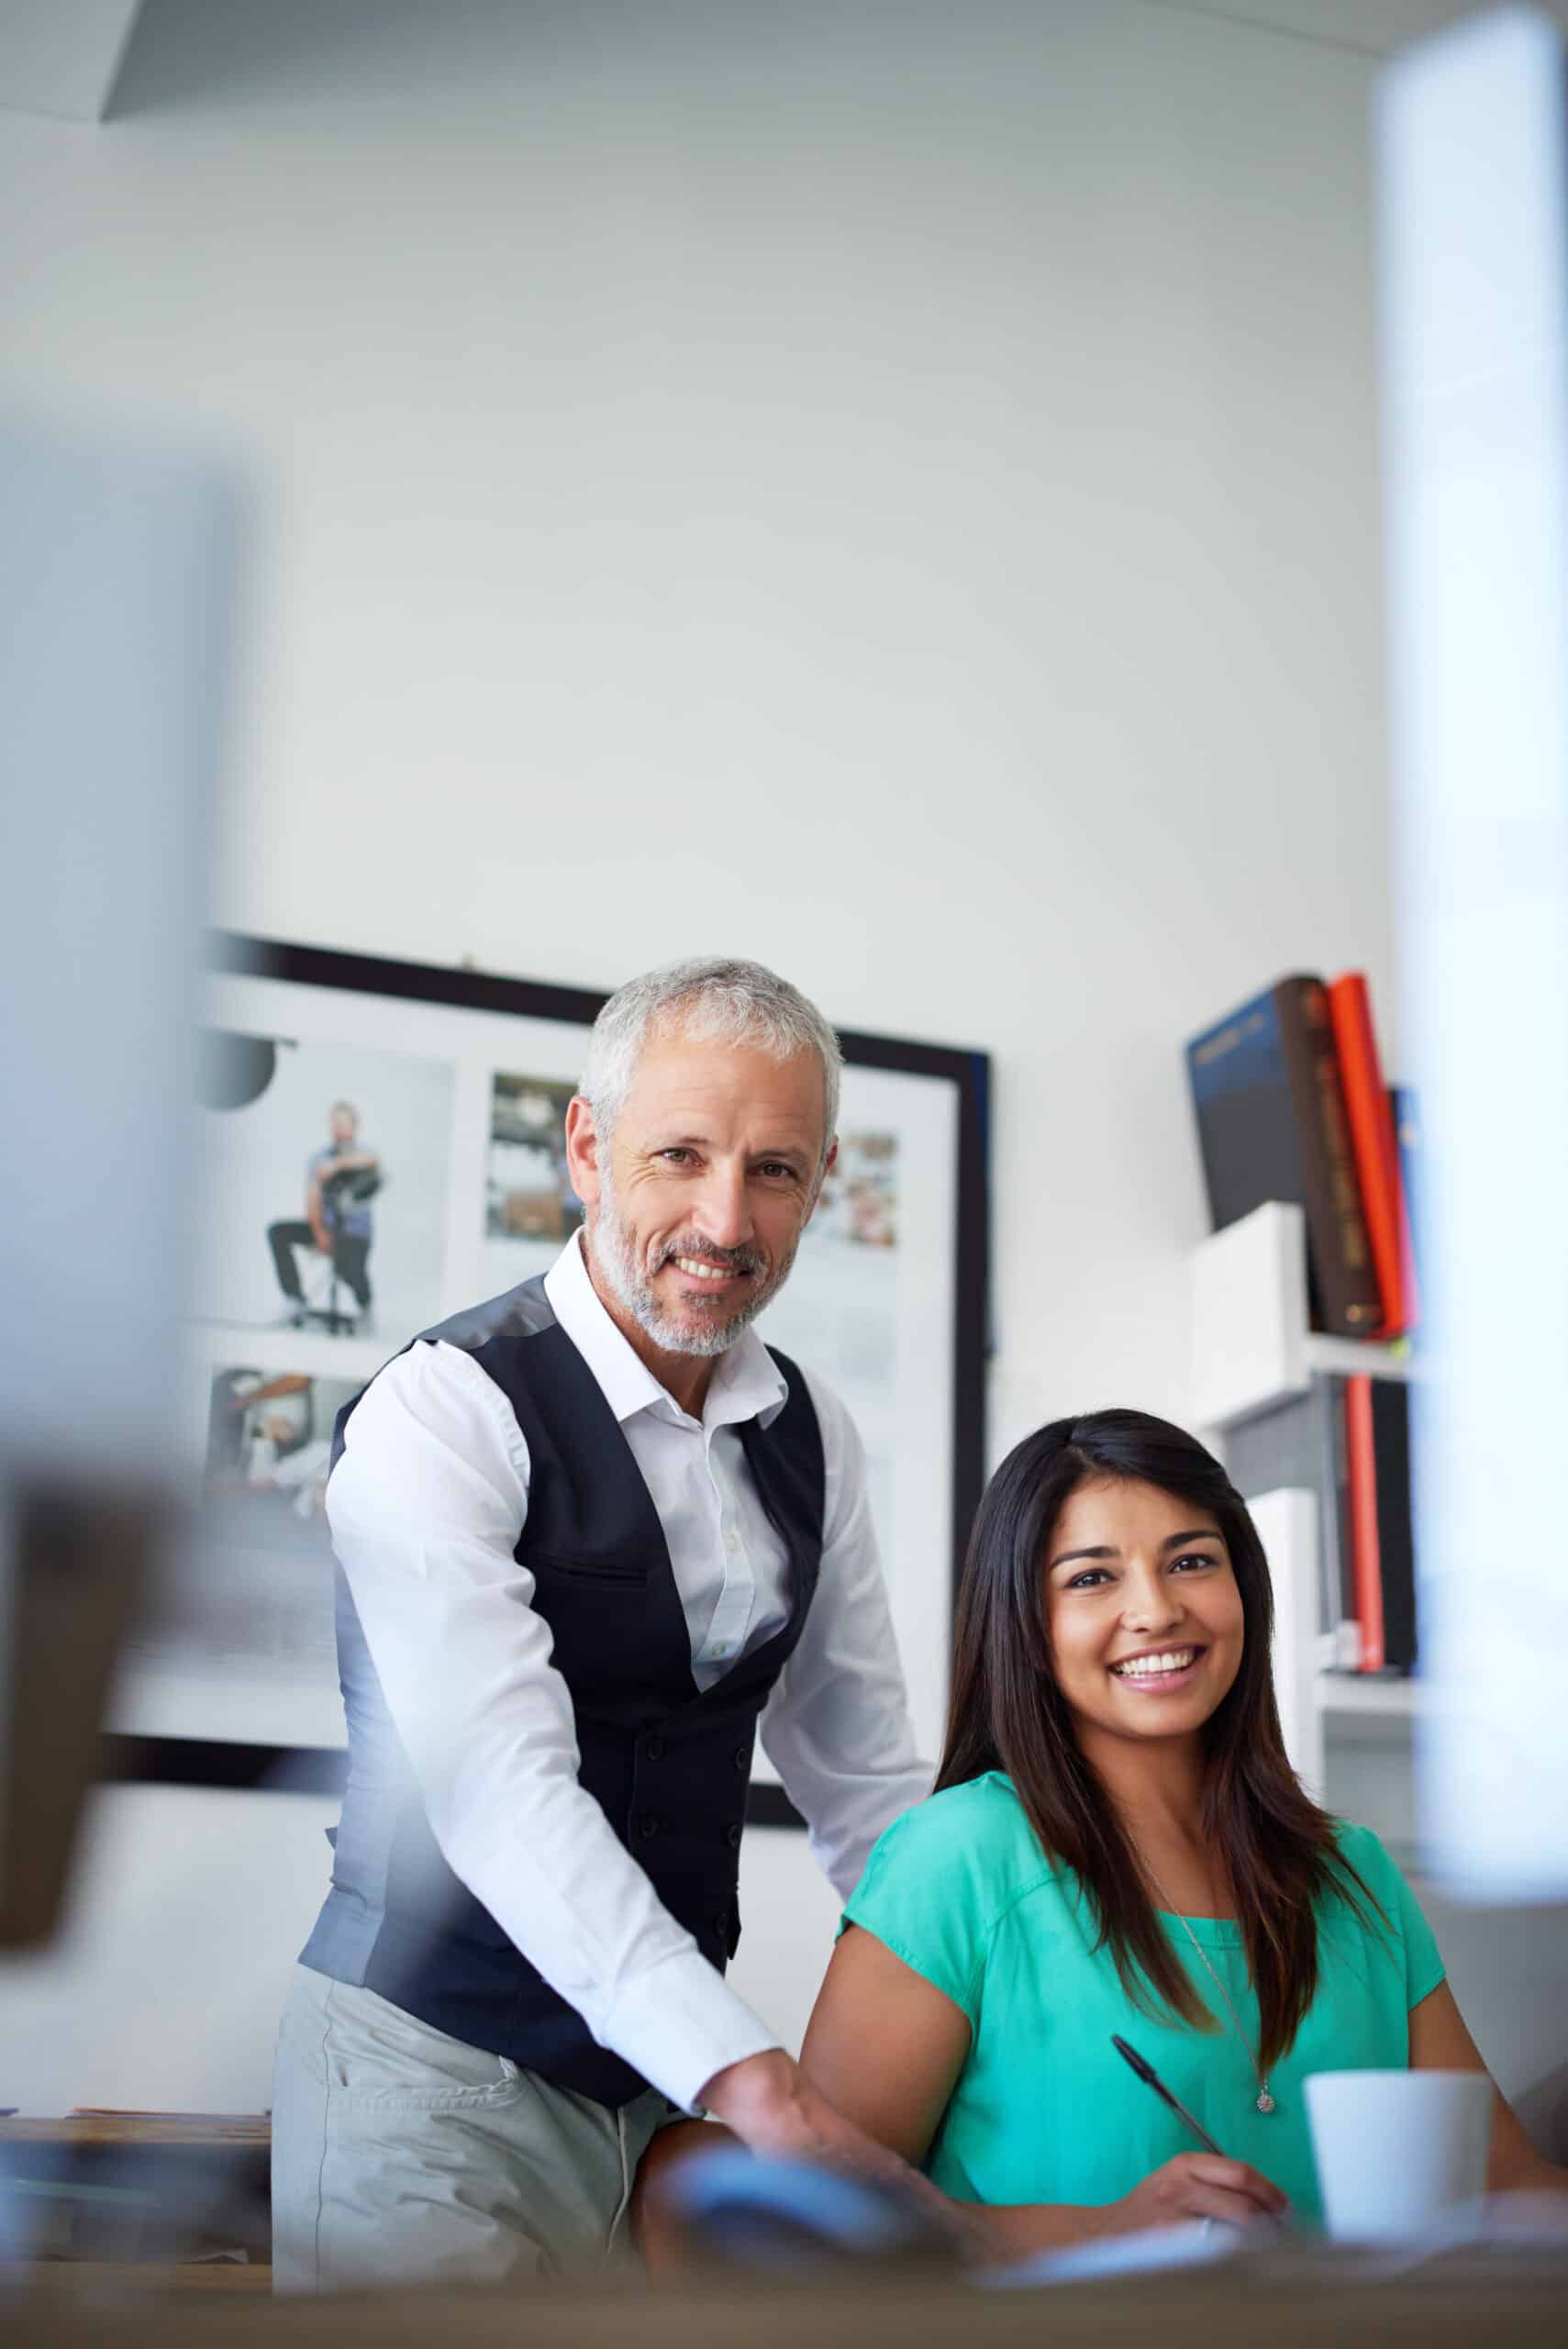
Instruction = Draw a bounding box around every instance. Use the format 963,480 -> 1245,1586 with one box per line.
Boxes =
935,1408 -> 1379,2073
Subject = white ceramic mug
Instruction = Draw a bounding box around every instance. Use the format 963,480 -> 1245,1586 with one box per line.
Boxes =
1304,2069 -> 1493,2240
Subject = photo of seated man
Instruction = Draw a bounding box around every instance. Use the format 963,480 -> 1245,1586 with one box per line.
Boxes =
267,1100 -> 381,1333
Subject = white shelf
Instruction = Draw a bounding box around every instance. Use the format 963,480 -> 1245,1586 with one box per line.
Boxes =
1301,1333 -> 1415,1383
1316,1675 -> 1423,1717
1192,1202 -> 1421,1429
1194,1213 -> 1429,1796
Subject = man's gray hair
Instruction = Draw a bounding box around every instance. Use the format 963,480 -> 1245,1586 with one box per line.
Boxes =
582,956 -> 842,1160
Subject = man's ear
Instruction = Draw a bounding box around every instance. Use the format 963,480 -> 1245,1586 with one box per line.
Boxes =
804,1134 -> 839,1223
563,1095 -> 603,1209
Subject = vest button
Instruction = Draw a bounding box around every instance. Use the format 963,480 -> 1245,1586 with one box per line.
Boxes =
731,1745 -> 748,1774
645,1735 -> 665,1762
725,1821 -> 743,1850
639,1814 -> 662,1840
712,1910 -> 729,1939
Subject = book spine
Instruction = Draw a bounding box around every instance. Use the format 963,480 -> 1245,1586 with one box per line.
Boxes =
1327,974 -> 1406,1338
1343,1374 -> 1385,1672
1274,977 -> 1384,1336
1325,1375 -> 1362,1670
1304,1375 -> 1344,1666
1369,1380 -> 1418,1672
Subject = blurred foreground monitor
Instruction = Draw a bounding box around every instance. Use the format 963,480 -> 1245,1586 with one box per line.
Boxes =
1378,6 -> 1568,1901
0,415 -> 235,1946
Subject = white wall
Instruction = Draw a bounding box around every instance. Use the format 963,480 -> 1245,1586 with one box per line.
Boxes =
1,0 -> 1417,2112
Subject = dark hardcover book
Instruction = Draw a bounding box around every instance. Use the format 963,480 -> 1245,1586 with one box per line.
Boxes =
1185,974 -> 1383,1336
1223,1376 -> 1358,1668
1370,1378 -> 1418,1672
1324,1375 -> 1359,1664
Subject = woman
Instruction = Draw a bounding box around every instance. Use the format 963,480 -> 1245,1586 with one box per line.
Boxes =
800,1409 -> 1567,2250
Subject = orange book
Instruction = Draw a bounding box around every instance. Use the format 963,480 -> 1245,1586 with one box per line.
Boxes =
1344,1374 -> 1385,1672
1327,974 -> 1406,1338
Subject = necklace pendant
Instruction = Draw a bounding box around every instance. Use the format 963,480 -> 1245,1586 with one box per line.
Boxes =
1256,2089 -> 1276,2115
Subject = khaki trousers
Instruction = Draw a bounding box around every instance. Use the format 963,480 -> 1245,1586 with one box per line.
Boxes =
271,1964 -> 675,2291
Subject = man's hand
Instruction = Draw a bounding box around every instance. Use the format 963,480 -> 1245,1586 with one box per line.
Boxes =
697,2049 -> 846,2162
695,2049 -> 984,2255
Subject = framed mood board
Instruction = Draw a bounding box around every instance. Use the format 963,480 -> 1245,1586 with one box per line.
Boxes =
104,934 -> 990,1830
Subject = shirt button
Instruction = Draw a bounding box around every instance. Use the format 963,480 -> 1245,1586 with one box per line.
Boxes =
725,1822 -> 743,1850
710,1642 -> 729,1659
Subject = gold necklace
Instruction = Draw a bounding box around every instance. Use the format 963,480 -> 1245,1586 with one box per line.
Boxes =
1142,1861 -> 1276,2116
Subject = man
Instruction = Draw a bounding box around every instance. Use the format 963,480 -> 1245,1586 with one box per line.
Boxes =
271,958 -> 932,2288
267,1100 -> 379,1330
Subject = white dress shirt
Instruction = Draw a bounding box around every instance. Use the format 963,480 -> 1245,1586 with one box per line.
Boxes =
326,1230 -> 930,2111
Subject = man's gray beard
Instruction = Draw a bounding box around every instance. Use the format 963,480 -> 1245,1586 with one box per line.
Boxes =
587,1167 -> 798,1358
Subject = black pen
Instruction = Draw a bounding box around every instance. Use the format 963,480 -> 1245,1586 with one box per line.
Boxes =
1110,2033 -> 1229,2159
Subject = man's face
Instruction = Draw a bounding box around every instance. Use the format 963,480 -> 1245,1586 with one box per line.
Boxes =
566,1023 -> 832,1358
329,1107 -> 358,1146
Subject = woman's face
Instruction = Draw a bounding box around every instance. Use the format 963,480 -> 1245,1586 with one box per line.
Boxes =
1041,1475 -> 1245,1752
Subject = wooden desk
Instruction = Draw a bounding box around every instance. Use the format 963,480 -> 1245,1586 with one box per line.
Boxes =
0,2115 -> 270,2268
0,2118 -> 269,2150
15,2261 -> 272,2295
2,2254 -> 1567,2345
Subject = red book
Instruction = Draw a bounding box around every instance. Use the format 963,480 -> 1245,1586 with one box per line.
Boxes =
1327,974 -> 1406,1338
1344,1374 -> 1385,1672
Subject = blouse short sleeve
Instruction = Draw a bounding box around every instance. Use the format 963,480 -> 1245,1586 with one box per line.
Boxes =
840,1777 -> 1040,2029
1337,1822 -> 1447,2009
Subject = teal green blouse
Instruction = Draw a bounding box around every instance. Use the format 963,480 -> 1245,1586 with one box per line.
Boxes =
840,1772 -> 1445,2224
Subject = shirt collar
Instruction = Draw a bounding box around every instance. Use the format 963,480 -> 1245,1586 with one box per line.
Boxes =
542,1229 -> 787,1432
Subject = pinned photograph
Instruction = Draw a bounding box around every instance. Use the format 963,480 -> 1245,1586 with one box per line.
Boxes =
481,1072 -> 582,1295
127,1364 -> 361,1724
194,1030 -> 456,1343
809,1130 -> 899,1249
203,1365 -> 352,1524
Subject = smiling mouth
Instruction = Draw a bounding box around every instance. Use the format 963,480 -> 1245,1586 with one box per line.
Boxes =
668,1255 -> 751,1285
1109,1646 -> 1204,1681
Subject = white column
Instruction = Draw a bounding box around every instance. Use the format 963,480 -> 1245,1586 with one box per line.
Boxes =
1378,7 -> 1568,1898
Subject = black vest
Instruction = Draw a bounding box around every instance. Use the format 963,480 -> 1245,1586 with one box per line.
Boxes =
299,1274 -> 825,2107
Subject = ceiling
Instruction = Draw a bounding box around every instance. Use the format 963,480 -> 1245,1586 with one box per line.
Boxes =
1143,1 -> 1568,59
0,0 -> 144,119
5,0 -> 1568,125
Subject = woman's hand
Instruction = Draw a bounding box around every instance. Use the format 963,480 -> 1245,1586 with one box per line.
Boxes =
629,2118 -> 735,2272
1101,2152 -> 1289,2234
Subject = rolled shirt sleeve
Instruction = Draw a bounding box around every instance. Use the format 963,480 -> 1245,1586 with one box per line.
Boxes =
326,1340 -> 778,2112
